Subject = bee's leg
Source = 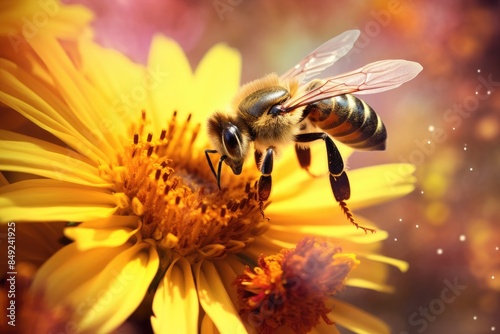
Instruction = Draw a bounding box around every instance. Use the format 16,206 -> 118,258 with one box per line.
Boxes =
257,147 -> 274,218
294,133 -> 375,233
294,133 -> 344,184
294,145 -> 325,177
254,150 -> 263,169
295,144 -> 311,172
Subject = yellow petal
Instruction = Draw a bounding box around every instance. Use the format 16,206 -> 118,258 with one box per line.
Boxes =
0,179 -> 116,222
34,241 -> 159,333
75,242 -> 158,332
266,222 -> 388,249
358,253 -> 409,273
39,4 -> 94,38
0,59 -> 109,163
345,256 -> 390,290
78,38 -> 147,138
242,235 -> 294,261
270,163 -> 415,212
196,261 -> 246,334
346,278 -> 394,293
273,140 -> 354,186
269,172 -> 337,211
0,1 -> 93,39
310,321 -> 342,334
151,256 -> 199,333
349,163 -> 416,209
213,259 -> 249,319
76,215 -> 140,230
267,198 -> 385,245
147,35 -> 193,128
0,58 -> 82,130
193,43 -> 241,124
345,250 -> 408,289
201,315 -> 222,334
28,36 -> 121,158
330,299 -> 390,334
64,216 -> 141,251
259,212 -> 382,246
0,130 -> 111,187
31,243 -> 131,304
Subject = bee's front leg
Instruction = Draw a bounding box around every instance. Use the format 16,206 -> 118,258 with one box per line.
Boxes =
256,147 -> 274,218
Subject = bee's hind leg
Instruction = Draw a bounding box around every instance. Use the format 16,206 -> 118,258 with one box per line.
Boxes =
254,150 -> 263,170
295,144 -> 323,178
294,133 -> 350,200
294,133 -> 375,233
294,133 -> 345,191
295,144 -> 312,174
256,147 -> 274,219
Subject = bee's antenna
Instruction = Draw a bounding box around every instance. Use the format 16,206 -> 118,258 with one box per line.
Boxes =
205,150 -> 218,179
338,201 -> 376,234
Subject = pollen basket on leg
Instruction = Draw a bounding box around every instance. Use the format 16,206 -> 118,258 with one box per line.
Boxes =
116,111 -> 269,263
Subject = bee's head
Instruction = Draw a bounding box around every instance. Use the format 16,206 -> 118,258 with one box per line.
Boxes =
207,112 -> 250,175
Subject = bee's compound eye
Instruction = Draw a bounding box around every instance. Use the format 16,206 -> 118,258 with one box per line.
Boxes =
222,124 -> 243,159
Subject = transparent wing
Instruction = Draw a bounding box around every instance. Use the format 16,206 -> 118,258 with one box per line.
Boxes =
279,30 -> 360,83
283,59 -> 423,111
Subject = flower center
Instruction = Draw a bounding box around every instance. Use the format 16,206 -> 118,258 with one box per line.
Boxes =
235,237 -> 359,334
113,111 -> 268,263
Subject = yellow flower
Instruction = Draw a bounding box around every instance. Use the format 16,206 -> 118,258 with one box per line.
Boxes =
0,0 -> 93,60
0,31 -> 415,333
0,0 -> 93,37
0,0 -> 94,138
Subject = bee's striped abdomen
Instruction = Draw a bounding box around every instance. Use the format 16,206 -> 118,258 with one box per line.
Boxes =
304,94 -> 387,151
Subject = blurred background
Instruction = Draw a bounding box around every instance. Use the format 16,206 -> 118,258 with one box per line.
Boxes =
7,0 -> 500,332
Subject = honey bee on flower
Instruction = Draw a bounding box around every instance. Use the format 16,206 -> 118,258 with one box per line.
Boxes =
205,30 -> 423,233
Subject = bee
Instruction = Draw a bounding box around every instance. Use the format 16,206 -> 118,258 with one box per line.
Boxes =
205,30 -> 422,233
